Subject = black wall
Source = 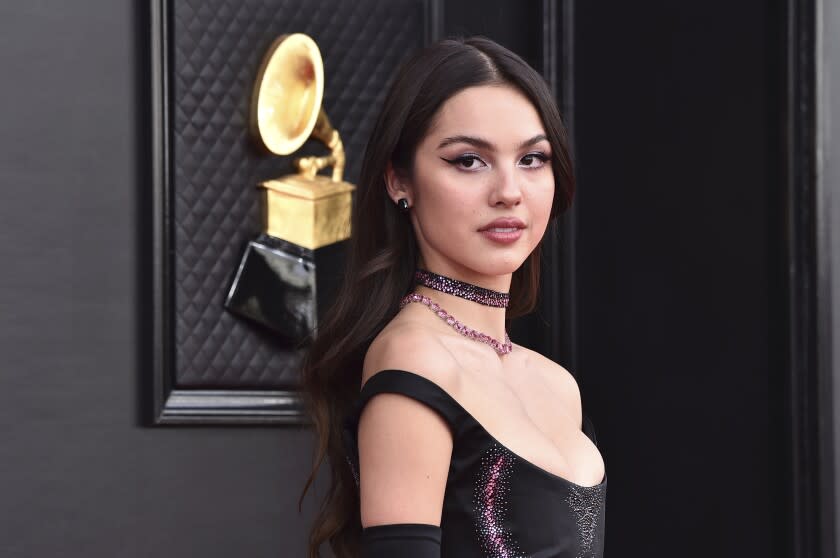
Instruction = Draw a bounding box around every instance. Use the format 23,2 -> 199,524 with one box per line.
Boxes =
0,3 -> 321,557
574,1 -> 784,555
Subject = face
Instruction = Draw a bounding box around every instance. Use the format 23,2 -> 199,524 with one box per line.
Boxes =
388,84 -> 554,284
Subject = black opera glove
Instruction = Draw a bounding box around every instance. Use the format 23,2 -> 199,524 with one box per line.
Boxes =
360,523 -> 442,558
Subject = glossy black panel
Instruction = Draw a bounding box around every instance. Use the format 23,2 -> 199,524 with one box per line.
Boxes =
224,234 -> 348,345
225,235 -> 316,343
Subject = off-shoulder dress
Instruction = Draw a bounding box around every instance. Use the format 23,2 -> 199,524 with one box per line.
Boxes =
342,369 -> 607,558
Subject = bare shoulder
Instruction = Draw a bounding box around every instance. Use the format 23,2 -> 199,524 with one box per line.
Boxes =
357,320 -> 460,527
362,319 -> 461,392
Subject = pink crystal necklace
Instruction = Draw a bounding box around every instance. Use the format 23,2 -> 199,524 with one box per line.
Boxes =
399,292 -> 513,355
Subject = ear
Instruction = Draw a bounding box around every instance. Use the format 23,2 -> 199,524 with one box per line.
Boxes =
384,160 -> 413,205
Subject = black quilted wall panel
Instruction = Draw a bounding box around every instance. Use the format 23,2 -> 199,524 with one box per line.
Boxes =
171,0 -> 429,388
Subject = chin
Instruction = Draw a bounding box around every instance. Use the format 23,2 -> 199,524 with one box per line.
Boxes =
466,255 -> 529,277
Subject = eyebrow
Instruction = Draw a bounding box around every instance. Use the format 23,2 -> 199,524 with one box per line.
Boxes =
437,134 -> 549,150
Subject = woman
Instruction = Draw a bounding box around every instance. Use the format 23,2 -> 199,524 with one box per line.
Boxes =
299,36 -> 606,558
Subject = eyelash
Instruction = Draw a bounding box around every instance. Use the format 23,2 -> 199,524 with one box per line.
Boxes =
442,152 -> 550,171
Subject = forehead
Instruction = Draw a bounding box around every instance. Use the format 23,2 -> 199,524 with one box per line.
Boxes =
426,84 -> 545,145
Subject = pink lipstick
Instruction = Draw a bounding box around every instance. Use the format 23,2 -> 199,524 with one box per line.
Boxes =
478,217 -> 525,245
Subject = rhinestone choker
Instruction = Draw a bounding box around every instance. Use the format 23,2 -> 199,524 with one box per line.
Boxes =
414,269 -> 510,308
400,293 -> 512,355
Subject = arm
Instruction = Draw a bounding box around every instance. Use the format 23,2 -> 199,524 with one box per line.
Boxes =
357,384 -> 453,556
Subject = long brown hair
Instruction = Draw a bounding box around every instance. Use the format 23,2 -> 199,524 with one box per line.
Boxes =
298,36 -> 575,557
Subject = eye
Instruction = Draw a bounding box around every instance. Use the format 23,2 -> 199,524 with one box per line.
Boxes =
441,154 -> 488,171
519,152 -> 550,169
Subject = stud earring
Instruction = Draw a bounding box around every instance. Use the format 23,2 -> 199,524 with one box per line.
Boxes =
397,198 -> 410,212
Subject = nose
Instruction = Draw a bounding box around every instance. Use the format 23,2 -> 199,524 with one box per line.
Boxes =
489,167 -> 522,207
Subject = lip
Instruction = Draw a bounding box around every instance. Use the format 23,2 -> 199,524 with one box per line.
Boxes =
478,217 -> 526,232
478,217 -> 526,245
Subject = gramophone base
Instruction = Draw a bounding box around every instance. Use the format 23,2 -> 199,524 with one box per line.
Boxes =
223,233 -> 345,344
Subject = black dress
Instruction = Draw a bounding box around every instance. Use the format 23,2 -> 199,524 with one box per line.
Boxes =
342,369 -> 607,558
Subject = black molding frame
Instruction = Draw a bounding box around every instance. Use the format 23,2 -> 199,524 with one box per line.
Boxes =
537,0 -> 563,365
552,0 -> 577,369
814,0 -> 840,554
149,0 -> 446,425
150,0 -> 307,424
783,0 -> 836,555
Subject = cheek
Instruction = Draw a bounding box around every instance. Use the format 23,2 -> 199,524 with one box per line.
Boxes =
526,175 -> 555,226
415,167 -> 481,220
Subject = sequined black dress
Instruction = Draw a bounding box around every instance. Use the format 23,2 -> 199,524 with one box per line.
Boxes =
342,369 -> 607,558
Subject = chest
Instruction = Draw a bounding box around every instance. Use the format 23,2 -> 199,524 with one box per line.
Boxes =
456,362 -> 602,486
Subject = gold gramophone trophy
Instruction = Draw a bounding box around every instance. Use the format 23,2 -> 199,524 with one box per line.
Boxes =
224,33 -> 354,343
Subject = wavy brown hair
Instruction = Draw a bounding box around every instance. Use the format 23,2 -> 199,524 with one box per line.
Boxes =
297,36 -> 575,557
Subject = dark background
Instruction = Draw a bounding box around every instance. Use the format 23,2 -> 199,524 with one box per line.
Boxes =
574,2 -> 780,555
1,1 -> 834,557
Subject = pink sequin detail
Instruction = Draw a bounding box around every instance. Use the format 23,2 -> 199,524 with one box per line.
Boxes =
473,444 -> 525,558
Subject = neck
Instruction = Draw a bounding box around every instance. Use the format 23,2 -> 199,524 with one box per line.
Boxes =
412,268 -> 511,343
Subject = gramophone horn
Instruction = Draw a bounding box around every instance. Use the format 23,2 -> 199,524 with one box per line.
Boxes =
225,33 -> 354,339
250,33 -> 325,156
